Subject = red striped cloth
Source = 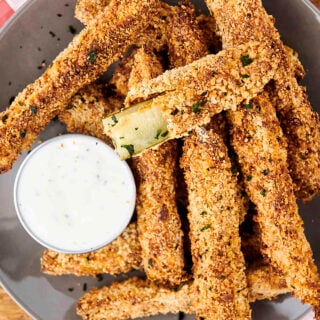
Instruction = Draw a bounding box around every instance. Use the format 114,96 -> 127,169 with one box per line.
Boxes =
0,0 -> 28,29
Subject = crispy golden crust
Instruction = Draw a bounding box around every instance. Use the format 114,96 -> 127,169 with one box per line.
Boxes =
132,141 -> 186,286
58,83 -> 121,144
126,40 -> 281,140
0,0 -> 160,173
285,45 -> 305,81
41,223 -> 142,276
128,48 -> 163,90
77,277 -> 194,320
75,0 -> 111,25
58,48 -> 143,140
246,262 -> 289,302
181,128 -> 250,319
227,92 -> 320,315
77,263 -> 290,320
165,3 -> 209,68
128,47 -> 185,286
205,0 -> 320,201
272,53 -> 320,201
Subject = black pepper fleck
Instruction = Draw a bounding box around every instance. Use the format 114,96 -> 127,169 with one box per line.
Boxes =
68,25 -> 77,34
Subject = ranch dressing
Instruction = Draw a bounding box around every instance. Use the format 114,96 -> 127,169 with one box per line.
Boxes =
14,134 -> 136,253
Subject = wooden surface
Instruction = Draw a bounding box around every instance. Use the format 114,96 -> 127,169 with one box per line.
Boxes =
0,1 -> 320,319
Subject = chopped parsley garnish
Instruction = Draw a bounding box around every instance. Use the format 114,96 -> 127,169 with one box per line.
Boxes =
29,105 -> 37,115
200,224 -> 211,232
201,91 -> 208,96
262,169 -> 269,175
87,50 -> 97,64
121,144 -> 134,156
260,189 -> 266,196
111,115 -> 118,126
243,103 -> 253,110
246,175 -> 252,181
200,211 -> 207,216
161,131 -> 169,138
241,54 -> 253,67
192,100 -> 207,113
241,74 -> 250,78
86,255 -> 91,261
148,258 -> 153,266
20,130 -> 26,138
155,129 -> 162,139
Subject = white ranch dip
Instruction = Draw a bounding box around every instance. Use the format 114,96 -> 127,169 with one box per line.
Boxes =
14,134 -> 136,253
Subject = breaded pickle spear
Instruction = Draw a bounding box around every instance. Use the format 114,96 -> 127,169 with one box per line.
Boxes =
205,0 -> 320,200
104,40 -> 281,159
77,263 -> 290,320
181,126 -> 250,320
0,0 -> 159,173
41,223 -> 142,276
227,92 -> 320,315
132,140 -> 186,286
129,48 -> 185,286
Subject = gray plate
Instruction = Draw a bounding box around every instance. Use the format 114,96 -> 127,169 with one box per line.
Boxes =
0,0 -> 319,319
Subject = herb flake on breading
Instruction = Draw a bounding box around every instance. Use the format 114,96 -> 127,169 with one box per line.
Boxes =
241,54 -> 253,67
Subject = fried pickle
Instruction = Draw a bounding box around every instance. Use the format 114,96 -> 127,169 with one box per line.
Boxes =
77,262 -> 290,320
108,40 -> 281,152
0,0 -> 160,173
181,126 -> 250,319
205,0 -> 320,200
128,47 -> 185,286
227,91 -> 320,315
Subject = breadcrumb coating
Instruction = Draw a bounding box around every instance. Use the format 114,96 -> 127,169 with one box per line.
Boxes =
76,0 -> 170,53
58,83 -> 121,144
126,40 -> 281,140
75,0 -> 111,25
132,140 -> 186,286
77,262 -> 290,320
205,0 -> 320,201
0,0 -> 160,173
165,3 -> 208,68
227,92 -> 320,316
181,127 -> 250,320
129,48 -> 186,286
41,223 -> 142,276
